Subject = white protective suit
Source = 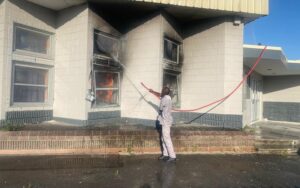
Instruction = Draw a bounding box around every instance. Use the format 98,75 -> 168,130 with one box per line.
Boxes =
158,95 -> 176,158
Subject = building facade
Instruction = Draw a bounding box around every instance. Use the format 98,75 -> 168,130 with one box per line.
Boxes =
243,45 -> 300,125
0,0 -> 269,128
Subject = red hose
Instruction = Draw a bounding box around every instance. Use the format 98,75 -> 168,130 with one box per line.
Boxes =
141,46 -> 267,112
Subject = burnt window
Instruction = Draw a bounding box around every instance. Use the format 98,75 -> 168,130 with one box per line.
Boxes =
14,25 -> 52,56
12,64 -> 49,103
92,30 -> 122,107
94,71 -> 120,106
94,30 -> 120,61
163,38 -> 179,64
163,71 -> 180,106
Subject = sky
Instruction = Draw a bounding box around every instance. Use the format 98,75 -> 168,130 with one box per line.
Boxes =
244,0 -> 300,60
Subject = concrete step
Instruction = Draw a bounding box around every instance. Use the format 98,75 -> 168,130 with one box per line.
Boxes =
251,121 -> 300,140
255,139 -> 299,155
255,139 -> 298,146
257,148 -> 298,155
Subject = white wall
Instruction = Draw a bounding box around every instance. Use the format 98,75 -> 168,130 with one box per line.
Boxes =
182,21 -> 226,114
263,75 -> 300,103
1,0 -> 56,119
181,19 -> 243,115
262,75 -> 300,123
53,5 -> 89,120
223,21 -> 244,115
0,0 -> 5,119
121,15 -> 162,120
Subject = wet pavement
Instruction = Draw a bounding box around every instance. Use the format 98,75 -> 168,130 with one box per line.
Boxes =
253,121 -> 300,140
0,154 -> 299,188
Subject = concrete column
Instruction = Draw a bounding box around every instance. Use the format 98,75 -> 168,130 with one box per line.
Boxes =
53,5 -> 89,123
121,15 -> 162,122
182,19 -> 227,114
223,20 -> 244,116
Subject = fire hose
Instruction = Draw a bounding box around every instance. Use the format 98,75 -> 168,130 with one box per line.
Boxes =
141,46 -> 267,123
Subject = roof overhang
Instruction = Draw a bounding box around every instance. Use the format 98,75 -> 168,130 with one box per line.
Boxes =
244,45 -> 300,76
26,0 -> 268,22
26,0 -> 86,10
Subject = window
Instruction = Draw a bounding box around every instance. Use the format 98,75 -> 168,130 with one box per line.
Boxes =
163,71 -> 180,106
164,38 -> 180,64
12,65 -> 49,103
14,25 -> 52,56
92,30 -> 122,107
94,30 -> 120,61
94,71 -> 120,106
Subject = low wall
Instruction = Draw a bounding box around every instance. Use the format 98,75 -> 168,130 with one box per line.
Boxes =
0,130 -> 255,155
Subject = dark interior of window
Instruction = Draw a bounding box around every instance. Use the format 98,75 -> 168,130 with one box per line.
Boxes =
163,38 -> 179,63
13,66 -> 48,103
15,27 -> 50,55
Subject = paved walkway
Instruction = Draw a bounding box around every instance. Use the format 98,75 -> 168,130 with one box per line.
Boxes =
253,121 -> 300,140
0,154 -> 299,188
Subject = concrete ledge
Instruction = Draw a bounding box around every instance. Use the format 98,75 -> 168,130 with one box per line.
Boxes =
53,117 -> 86,126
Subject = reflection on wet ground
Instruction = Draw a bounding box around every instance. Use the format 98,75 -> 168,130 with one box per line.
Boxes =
0,154 -> 299,188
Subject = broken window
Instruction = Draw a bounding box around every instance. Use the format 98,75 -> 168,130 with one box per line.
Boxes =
14,25 -> 51,56
163,71 -> 180,106
12,64 -> 49,103
164,37 -> 179,64
94,71 -> 120,106
94,29 -> 120,62
92,30 -> 122,107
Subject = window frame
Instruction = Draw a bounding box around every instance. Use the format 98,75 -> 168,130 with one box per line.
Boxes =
13,23 -> 54,59
11,61 -> 52,107
163,71 -> 181,107
93,70 -> 121,108
93,29 -> 120,60
163,37 -> 180,65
